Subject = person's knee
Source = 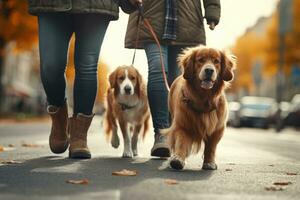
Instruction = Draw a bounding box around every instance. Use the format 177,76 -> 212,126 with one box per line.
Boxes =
40,58 -> 66,82
75,54 -> 98,80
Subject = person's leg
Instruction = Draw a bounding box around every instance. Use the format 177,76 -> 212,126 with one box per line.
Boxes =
144,43 -> 170,157
38,13 -> 73,154
38,13 -> 73,107
68,14 -> 109,159
72,14 -> 109,115
167,45 -> 187,85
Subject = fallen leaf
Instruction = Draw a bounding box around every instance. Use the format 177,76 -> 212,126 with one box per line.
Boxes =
66,179 -> 89,185
8,144 -> 14,147
268,164 -> 275,167
0,146 -> 4,152
22,143 -> 43,148
265,186 -> 284,191
225,169 -> 233,171
273,181 -> 292,186
1,160 -> 22,164
164,179 -> 179,185
112,169 -> 138,176
286,172 -> 297,176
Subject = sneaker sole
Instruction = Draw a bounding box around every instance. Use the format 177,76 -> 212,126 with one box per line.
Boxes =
151,147 -> 170,157
69,151 -> 91,159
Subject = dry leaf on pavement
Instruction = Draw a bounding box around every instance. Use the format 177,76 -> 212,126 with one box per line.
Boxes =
0,160 -> 22,164
225,169 -> 233,171
66,179 -> 89,185
286,172 -> 297,176
8,144 -> 14,147
273,181 -> 292,186
0,146 -> 4,152
164,179 -> 179,185
22,143 -> 43,148
265,186 -> 284,191
112,169 -> 138,176
227,163 -> 236,165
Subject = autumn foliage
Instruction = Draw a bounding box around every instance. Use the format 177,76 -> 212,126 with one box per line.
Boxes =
0,0 -> 38,53
231,0 -> 300,93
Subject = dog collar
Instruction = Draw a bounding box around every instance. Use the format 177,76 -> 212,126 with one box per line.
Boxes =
119,103 -> 137,111
181,90 -> 216,113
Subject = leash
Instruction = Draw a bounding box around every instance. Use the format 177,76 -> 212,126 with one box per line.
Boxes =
131,3 -> 170,92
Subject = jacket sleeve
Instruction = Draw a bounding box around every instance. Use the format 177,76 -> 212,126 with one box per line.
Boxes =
119,0 -> 138,14
203,0 -> 221,25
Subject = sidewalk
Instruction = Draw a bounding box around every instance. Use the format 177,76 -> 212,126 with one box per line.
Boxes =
0,116 -> 300,200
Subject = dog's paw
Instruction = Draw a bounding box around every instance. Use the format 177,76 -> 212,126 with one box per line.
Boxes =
122,150 -> 133,158
202,162 -> 218,170
111,135 -> 120,149
169,155 -> 185,170
132,149 -> 138,157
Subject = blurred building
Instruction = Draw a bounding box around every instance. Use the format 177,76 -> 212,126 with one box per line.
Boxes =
233,6 -> 300,102
1,42 -> 46,115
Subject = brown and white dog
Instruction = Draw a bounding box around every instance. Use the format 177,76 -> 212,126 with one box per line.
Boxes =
104,65 -> 150,158
163,46 -> 236,170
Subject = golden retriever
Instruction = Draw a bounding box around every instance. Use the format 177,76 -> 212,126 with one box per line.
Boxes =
163,46 -> 236,170
104,65 -> 150,158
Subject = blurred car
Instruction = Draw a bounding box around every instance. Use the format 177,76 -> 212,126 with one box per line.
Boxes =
237,96 -> 278,129
284,94 -> 300,127
227,101 -> 241,127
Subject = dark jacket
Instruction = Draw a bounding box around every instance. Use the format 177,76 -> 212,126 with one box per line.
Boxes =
28,0 -> 136,20
125,0 -> 221,48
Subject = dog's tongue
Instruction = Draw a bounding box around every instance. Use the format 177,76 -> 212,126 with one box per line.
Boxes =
201,80 -> 214,89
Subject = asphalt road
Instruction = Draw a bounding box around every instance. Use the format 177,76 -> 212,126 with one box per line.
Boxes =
0,116 -> 300,200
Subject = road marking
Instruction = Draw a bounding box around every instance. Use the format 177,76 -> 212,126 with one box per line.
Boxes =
31,162 -> 82,173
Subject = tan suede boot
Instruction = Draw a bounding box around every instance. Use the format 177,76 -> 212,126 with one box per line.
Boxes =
68,113 -> 94,159
47,102 -> 69,154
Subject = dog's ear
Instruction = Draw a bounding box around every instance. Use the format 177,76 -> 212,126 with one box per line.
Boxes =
109,69 -> 117,88
135,67 -> 144,97
221,51 -> 236,82
178,48 -> 195,80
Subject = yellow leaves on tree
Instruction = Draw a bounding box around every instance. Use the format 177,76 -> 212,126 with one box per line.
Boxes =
0,0 -> 38,52
65,35 -> 109,105
232,0 -> 300,93
232,32 -> 266,93
264,0 -> 300,76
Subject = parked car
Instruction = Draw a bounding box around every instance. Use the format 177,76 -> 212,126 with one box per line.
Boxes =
227,101 -> 241,127
236,96 -> 278,129
284,94 -> 300,127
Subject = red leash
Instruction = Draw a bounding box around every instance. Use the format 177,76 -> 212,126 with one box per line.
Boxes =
132,3 -> 170,92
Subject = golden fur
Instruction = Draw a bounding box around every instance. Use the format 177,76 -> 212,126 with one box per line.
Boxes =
163,46 -> 236,170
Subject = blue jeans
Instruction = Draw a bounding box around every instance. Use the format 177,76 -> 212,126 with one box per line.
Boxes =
38,13 -> 109,115
144,43 -> 187,134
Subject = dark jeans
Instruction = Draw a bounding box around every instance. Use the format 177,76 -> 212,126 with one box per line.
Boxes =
38,13 -> 109,115
144,43 -> 187,134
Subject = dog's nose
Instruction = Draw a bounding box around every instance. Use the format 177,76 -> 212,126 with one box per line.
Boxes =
205,68 -> 214,77
124,85 -> 132,94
